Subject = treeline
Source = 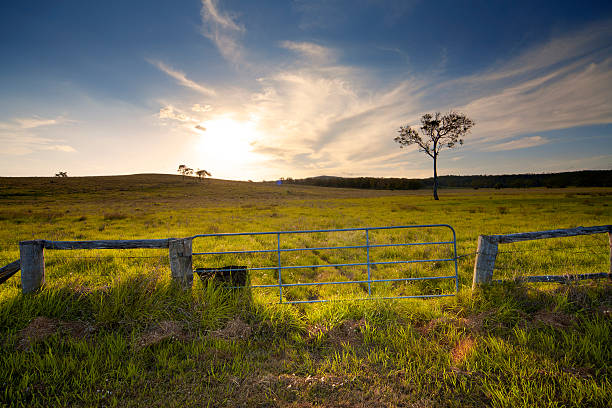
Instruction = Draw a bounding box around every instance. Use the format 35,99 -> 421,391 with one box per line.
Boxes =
283,176 -> 424,190
283,170 -> 612,190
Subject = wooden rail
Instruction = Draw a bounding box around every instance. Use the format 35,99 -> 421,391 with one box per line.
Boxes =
472,225 -> 612,289
41,239 -> 171,250
11,238 -> 192,293
0,260 -> 20,284
489,225 -> 611,244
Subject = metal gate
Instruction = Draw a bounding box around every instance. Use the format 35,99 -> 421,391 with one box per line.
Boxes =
191,224 -> 458,304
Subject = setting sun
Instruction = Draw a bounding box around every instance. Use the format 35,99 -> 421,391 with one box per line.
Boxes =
194,116 -> 262,177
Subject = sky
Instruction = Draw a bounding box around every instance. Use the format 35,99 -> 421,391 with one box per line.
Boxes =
1,0 -> 611,180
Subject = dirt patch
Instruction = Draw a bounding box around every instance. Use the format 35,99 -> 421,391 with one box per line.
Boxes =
530,310 -> 575,329
306,323 -> 326,338
416,316 -> 470,336
134,320 -> 185,349
211,318 -> 252,340
18,316 -> 95,350
327,319 -> 365,347
450,337 -> 476,365
279,373 -> 350,390
463,310 -> 507,333
305,319 -> 366,347
71,284 -> 110,296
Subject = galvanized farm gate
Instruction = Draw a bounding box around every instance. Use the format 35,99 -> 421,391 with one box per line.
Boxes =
192,224 -> 459,304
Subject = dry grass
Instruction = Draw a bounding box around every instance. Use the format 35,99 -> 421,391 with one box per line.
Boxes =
18,316 -> 95,350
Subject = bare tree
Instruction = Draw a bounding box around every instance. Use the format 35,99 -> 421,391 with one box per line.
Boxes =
196,169 -> 211,181
395,111 -> 474,200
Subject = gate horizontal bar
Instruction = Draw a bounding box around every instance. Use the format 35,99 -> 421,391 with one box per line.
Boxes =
245,257 -> 456,272
192,240 -> 455,256
283,293 -> 456,304
191,224 -> 455,239
248,275 -> 455,289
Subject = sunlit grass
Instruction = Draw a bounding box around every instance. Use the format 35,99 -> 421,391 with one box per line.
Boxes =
0,175 -> 610,406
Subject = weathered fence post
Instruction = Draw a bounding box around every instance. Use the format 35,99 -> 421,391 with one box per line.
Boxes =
19,240 -> 45,293
169,238 -> 193,289
472,235 -> 498,289
608,227 -> 612,278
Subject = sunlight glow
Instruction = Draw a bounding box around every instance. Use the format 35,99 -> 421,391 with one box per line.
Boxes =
194,115 -> 262,179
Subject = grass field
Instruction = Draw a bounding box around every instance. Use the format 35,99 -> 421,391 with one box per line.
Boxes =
0,174 -> 610,407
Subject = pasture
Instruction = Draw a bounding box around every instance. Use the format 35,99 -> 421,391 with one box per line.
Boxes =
0,175 -> 610,407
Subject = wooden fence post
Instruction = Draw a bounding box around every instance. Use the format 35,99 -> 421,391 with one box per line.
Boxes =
169,238 -> 193,289
472,235 -> 498,289
19,240 -> 45,293
608,228 -> 612,278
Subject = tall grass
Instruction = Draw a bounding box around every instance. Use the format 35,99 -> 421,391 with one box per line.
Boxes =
0,176 -> 610,406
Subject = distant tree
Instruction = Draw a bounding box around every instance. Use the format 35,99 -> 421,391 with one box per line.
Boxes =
177,164 -> 187,179
55,171 -> 68,177
395,111 -> 474,200
185,167 -> 194,177
196,169 -> 211,181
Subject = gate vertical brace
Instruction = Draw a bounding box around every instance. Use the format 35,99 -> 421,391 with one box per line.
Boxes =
451,227 -> 459,293
366,229 -> 371,296
277,233 -> 282,303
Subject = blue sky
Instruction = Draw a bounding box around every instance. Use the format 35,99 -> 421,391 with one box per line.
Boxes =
1,0 -> 611,180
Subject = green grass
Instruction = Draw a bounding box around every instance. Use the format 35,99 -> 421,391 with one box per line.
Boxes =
0,174 -> 610,407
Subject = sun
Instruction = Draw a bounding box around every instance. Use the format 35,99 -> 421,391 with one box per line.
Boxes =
194,116 -> 261,176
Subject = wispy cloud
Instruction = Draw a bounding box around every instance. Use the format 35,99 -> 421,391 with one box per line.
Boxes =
459,56 -> 612,142
150,60 -> 216,96
482,136 -> 549,152
159,12 -> 612,179
0,133 -> 77,156
42,144 -> 77,152
200,0 -> 245,65
456,20 -> 612,85
280,41 -> 336,64
0,116 -> 72,130
192,104 -> 212,112
158,105 -> 198,122
0,115 -> 77,156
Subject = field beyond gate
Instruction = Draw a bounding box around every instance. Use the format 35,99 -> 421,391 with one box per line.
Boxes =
192,224 -> 458,303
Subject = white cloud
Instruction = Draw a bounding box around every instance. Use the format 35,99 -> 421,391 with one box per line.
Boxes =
0,115 -> 72,130
192,104 -> 212,112
14,117 -> 58,129
42,144 -> 77,152
158,105 -> 197,122
482,136 -> 549,152
150,60 -> 216,96
455,19 -> 612,85
459,57 -> 612,143
200,0 -> 245,64
0,133 -> 77,156
280,41 -> 336,63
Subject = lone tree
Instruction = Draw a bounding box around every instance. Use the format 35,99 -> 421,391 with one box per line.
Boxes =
54,171 -> 68,177
196,169 -> 211,181
395,111 -> 474,200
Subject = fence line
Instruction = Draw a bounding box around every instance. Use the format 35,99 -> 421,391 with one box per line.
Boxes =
472,225 -> 612,289
3,224 -> 610,295
12,238 -> 191,293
